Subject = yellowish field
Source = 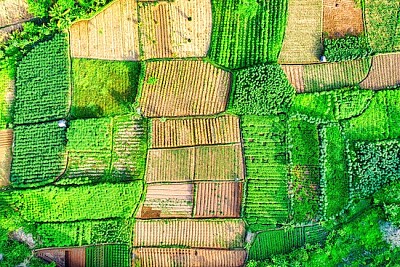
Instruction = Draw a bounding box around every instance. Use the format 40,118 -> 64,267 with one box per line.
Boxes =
139,60 -> 231,117
138,0 -> 212,59
151,115 -> 241,148
133,219 -> 245,248
278,0 -> 323,63
0,129 -> 12,187
134,248 -> 247,267
145,144 -> 244,183
69,0 -> 140,60
360,53 -> 400,90
0,0 -> 31,27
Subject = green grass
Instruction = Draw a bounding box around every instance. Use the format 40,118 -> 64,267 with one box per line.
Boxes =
322,125 -> 349,217
71,59 -> 141,119
208,0 -> 288,69
4,182 -> 143,222
86,244 -> 131,267
385,89 -> 400,139
0,69 -> 12,129
290,91 -> 335,121
241,115 -> 289,229
288,118 -> 321,222
303,58 -> 371,92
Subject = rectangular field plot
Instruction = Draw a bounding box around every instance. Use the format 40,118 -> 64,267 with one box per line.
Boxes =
278,0 -> 322,63
137,184 -> 194,218
133,219 -> 245,248
241,116 -> 289,228
145,144 -> 244,183
288,118 -> 321,222
151,115 -> 241,148
0,129 -> 12,187
139,60 -> 231,117
138,0 -> 212,59
69,0 -> 140,60
134,248 -> 247,267
194,182 -> 242,218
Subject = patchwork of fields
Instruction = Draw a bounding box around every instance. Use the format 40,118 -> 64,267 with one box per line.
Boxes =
1,0 -> 400,265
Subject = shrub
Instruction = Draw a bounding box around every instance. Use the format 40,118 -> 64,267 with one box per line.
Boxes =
323,35 -> 373,62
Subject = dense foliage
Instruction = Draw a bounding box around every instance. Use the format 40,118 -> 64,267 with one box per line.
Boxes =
350,139 -> 400,198
86,244 -> 131,267
0,69 -> 13,128
11,122 -> 67,187
71,59 -> 141,119
208,0 -> 288,69
241,115 -> 289,229
233,64 -> 295,115
14,34 -> 69,124
5,182 -> 143,222
36,219 -> 131,247
323,35 -> 373,62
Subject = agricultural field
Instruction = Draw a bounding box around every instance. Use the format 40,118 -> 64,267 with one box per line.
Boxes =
2,0 -> 400,266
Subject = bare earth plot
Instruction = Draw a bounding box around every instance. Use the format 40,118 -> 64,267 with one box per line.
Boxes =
280,65 -> 305,93
151,115 -> 241,148
194,182 -> 243,218
145,144 -> 244,183
133,219 -> 245,248
0,129 -> 12,187
360,53 -> 400,90
134,248 -> 246,267
69,0 -> 140,60
137,183 -> 194,218
139,60 -> 231,117
323,0 -> 364,37
137,0 -> 212,59
36,247 -> 86,267
278,0 -> 323,63
0,0 -> 32,27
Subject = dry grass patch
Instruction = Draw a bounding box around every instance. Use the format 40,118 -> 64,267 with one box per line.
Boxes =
69,0 -> 140,60
323,0 -> 364,37
139,60 -> 231,117
137,0 -> 212,59
278,0 -> 323,63
0,0 -> 31,27
134,248 -> 247,267
133,219 -> 245,248
360,53 -> 400,90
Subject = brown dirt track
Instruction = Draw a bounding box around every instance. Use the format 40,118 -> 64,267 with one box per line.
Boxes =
134,248 -> 247,267
133,219 -> 245,248
137,183 -> 194,218
139,60 -> 231,117
323,0 -> 364,37
0,129 -> 12,187
151,115 -> 241,148
194,182 -> 243,218
138,0 -> 212,59
69,0 -> 140,60
360,53 -> 400,90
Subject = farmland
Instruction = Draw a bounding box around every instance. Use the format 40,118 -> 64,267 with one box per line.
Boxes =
1,0 -> 400,265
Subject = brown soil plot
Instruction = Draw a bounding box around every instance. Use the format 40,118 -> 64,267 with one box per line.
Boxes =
133,219 -> 245,248
0,0 -> 32,28
323,0 -> 364,38
145,144 -> 245,183
137,183 -> 194,218
194,182 -> 243,218
69,0 -> 140,60
151,115 -> 241,148
134,248 -> 247,267
36,247 -> 86,267
139,60 -> 231,117
280,65 -> 305,93
360,53 -> 400,90
138,0 -> 212,59
0,129 -> 12,187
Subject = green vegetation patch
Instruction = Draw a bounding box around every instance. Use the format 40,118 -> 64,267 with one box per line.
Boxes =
71,59 -> 141,119
14,34 -> 69,124
86,244 -> 131,267
36,219 -> 132,247
11,122 -> 67,187
365,0 -> 400,52
323,35 -> 373,62
242,115 -> 289,229
5,182 -> 143,222
233,64 -> 295,115
385,89 -> 400,139
303,58 -> 371,92
208,0 -> 288,69
0,69 -> 13,129
288,118 -> 321,222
